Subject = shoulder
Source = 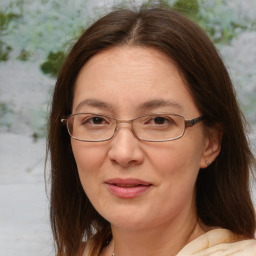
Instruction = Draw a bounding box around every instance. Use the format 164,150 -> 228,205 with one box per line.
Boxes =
177,228 -> 256,255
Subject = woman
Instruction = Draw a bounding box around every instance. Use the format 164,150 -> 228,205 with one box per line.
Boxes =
47,6 -> 256,256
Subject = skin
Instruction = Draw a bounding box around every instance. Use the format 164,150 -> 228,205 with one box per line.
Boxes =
71,46 -> 222,256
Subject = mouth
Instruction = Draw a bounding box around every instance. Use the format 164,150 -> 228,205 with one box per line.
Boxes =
104,178 -> 152,199
113,184 -> 144,188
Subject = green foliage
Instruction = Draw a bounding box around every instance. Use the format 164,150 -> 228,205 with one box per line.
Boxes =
0,102 -> 11,118
0,41 -> 12,61
0,11 -> 21,31
0,10 -> 21,61
195,1 -> 253,44
0,101 -> 14,130
199,18 -> 246,44
17,49 -> 31,61
30,107 -> 48,140
173,0 -> 199,20
40,51 -> 66,78
32,132 -> 40,142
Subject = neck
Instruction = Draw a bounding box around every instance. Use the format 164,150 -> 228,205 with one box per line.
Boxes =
108,214 -> 208,256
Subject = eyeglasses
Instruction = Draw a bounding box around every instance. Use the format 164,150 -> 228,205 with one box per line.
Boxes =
61,113 -> 205,142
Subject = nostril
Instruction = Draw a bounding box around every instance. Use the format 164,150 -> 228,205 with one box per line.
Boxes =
110,158 -> 138,168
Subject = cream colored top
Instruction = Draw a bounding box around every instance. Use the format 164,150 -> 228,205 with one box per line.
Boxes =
83,229 -> 256,256
177,228 -> 256,255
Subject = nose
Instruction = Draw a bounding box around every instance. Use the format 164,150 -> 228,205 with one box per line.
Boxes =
107,125 -> 144,167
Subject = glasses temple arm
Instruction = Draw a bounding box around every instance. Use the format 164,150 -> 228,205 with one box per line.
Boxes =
185,116 -> 205,127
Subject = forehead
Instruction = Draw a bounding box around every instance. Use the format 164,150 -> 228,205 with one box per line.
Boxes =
73,46 -> 199,117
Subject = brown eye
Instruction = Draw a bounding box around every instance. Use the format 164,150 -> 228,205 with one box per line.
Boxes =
153,116 -> 168,125
145,116 -> 174,126
90,116 -> 105,124
81,115 -> 109,126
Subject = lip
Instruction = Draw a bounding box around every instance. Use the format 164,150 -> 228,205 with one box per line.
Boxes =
104,178 -> 152,199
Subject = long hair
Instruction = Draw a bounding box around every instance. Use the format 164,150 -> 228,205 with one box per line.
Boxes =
47,6 -> 256,256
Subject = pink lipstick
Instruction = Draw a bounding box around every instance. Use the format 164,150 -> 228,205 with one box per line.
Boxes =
105,178 -> 152,199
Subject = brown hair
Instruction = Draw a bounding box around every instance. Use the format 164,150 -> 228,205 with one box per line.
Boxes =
47,6 -> 256,256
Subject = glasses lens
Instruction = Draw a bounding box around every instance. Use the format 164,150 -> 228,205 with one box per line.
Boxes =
67,114 -> 116,141
133,114 -> 185,141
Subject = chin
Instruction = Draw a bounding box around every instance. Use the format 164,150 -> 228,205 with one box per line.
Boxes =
98,208 -> 148,230
110,218 -> 149,230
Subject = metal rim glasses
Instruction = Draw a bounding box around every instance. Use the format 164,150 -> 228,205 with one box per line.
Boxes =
61,113 -> 205,142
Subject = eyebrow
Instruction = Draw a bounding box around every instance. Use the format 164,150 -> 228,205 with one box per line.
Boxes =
75,98 -> 183,113
75,98 -> 114,112
138,99 -> 184,111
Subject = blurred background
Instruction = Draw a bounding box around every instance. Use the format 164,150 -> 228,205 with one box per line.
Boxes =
0,0 -> 255,255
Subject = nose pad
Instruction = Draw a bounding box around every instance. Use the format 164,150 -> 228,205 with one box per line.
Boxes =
108,126 -> 144,167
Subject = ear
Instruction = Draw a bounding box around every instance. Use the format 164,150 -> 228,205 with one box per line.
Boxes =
200,126 -> 223,169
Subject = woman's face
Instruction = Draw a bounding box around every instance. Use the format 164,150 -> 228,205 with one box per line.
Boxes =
71,46 -> 213,230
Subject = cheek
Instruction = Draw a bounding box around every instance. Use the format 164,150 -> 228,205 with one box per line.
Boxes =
146,141 -> 203,200
150,145 -> 200,207
71,142 -> 110,213
71,141 -> 107,185
147,141 -> 201,177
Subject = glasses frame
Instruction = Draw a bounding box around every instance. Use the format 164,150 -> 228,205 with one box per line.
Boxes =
61,113 -> 205,142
